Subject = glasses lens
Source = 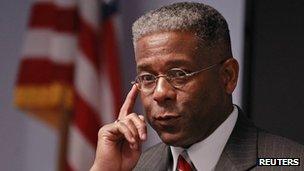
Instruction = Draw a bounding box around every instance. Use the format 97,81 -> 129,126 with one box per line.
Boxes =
137,74 -> 156,92
134,69 -> 190,92
166,69 -> 188,87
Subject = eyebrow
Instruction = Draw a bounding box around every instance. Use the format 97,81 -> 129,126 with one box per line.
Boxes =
136,59 -> 195,72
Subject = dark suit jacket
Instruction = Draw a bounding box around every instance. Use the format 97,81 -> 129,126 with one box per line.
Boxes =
134,109 -> 304,171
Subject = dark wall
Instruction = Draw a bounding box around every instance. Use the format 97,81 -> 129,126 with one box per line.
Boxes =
244,0 -> 304,144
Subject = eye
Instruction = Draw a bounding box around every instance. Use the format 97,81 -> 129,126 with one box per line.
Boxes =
137,74 -> 156,83
167,68 -> 188,79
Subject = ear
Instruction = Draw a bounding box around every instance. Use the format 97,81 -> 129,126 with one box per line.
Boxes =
220,58 -> 239,94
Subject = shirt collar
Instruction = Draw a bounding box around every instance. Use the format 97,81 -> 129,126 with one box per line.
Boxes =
170,105 -> 238,171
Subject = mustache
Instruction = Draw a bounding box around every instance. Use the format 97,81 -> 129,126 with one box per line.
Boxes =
150,107 -> 181,118
151,105 -> 177,113
154,113 -> 181,120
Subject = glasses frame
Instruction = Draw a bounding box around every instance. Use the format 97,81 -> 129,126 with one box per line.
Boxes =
131,58 -> 228,92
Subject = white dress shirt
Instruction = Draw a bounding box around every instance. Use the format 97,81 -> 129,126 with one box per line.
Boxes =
170,105 -> 238,171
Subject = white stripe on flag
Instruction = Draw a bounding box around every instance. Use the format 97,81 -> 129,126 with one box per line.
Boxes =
22,29 -> 76,64
50,32 -> 76,64
74,50 -> 100,113
22,29 -> 53,59
68,126 -> 95,171
78,0 -> 99,30
99,69 -> 115,124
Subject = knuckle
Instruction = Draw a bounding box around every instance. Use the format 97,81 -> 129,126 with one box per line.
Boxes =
139,121 -> 146,127
129,113 -> 142,123
97,128 -> 104,137
124,118 -> 132,124
138,125 -> 146,132
120,118 -> 131,126
136,119 -> 145,127
114,122 -> 123,132
117,121 -> 125,128
128,113 -> 138,118
137,118 -> 146,127
98,123 -> 110,133
97,123 -> 113,138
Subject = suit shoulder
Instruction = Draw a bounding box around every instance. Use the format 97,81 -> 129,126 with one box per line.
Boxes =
138,142 -> 167,162
134,142 -> 170,170
258,129 -> 304,157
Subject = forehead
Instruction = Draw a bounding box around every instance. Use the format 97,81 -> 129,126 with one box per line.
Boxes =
134,31 -> 205,70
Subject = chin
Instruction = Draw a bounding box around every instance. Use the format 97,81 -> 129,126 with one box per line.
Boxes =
158,131 -> 189,147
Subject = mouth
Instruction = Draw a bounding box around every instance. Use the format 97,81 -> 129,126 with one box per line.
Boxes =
154,114 -> 181,126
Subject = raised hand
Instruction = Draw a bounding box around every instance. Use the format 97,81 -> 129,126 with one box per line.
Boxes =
90,85 -> 147,171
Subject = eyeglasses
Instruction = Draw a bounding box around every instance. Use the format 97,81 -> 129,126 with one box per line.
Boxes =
131,59 -> 227,93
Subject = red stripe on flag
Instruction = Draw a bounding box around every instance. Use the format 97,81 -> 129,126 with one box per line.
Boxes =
65,162 -> 74,171
101,19 -> 123,116
78,18 -> 100,71
30,3 -> 78,33
74,93 -> 101,147
16,58 -> 74,85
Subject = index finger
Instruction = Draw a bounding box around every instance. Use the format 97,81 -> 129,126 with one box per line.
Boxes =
119,85 -> 139,118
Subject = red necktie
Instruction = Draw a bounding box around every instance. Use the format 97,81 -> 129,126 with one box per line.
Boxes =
177,154 -> 192,171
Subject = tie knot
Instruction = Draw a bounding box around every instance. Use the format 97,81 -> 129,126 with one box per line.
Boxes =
176,151 -> 195,171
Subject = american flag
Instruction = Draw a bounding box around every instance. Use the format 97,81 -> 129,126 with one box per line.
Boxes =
14,0 -> 122,170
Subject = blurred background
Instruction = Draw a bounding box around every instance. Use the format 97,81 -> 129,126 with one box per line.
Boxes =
0,0 -> 303,171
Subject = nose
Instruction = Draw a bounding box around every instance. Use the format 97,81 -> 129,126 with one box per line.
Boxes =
153,77 -> 177,103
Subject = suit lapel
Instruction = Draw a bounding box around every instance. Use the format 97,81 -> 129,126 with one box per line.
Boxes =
135,143 -> 172,171
215,107 -> 258,170
156,145 -> 172,171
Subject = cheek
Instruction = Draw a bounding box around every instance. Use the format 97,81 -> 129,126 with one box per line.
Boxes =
139,94 -> 157,129
140,93 -> 152,116
180,81 -> 208,103
185,89 -> 208,116
180,78 -> 218,114
175,87 -> 207,122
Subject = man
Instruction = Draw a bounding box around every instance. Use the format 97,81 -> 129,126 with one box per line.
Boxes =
91,2 -> 304,171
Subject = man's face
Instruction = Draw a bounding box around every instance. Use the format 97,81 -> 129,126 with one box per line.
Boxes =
135,31 -> 230,147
